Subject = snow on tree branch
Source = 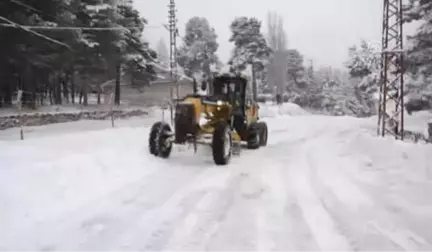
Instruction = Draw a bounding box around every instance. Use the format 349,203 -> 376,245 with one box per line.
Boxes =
177,16 -> 219,77
228,16 -> 271,73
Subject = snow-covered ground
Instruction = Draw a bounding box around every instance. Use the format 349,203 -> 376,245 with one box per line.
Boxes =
1,104 -> 432,250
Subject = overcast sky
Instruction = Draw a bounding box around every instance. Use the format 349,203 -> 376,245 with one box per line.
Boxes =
134,0 -> 417,69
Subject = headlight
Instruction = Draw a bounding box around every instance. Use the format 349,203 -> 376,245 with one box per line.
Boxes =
216,100 -> 223,106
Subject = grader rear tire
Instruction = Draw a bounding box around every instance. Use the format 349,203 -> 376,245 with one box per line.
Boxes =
212,122 -> 232,165
247,123 -> 260,149
257,122 -> 268,146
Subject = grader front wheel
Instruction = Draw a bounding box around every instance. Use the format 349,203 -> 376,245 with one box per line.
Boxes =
212,122 -> 233,165
148,121 -> 173,158
149,122 -> 162,155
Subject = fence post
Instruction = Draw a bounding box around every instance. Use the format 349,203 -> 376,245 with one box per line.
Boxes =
16,90 -> 24,140
170,86 -> 174,125
427,122 -> 432,143
109,92 -> 115,127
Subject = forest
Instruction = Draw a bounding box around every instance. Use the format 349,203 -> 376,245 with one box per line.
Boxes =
1,0 -> 431,117
0,0 -> 157,108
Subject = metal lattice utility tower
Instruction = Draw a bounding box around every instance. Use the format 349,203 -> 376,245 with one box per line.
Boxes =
377,0 -> 405,139
168,0 -> 179,99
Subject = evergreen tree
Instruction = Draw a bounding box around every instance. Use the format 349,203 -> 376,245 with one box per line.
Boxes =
0,0 -> 156,108
177,16 -> 219,78
345,40 -> 380,95
405,0 -> 432,77
286,49 -> 305,87
228,17 -> 271,73
228,17 -> 271,101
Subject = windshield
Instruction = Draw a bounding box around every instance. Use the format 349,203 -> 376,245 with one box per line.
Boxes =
211,78 -> 243,104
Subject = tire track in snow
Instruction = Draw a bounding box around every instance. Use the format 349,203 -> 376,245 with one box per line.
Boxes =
159,148 -> 279,250
286,146 -> 353,251
306,155 -> 397,251
254,155 -> 320,251
238,128 -> 339,250
117,162 -> 257,250
13,113 -> 384,250
251,135 -> 327,251
40,162 -> 212,250
99,168 -> 229,250
226,130 -> 327,250
346,177 -> 432,250
67,121 -> 303,250
304,140 -> 382,251
337,140 -> 432,246
304,136 -> 432,251
157,170 -> 248,250
154,128 -> 323,251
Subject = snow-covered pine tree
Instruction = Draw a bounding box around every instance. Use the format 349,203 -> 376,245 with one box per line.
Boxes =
72,0 -> 111,105
228,17 -> 271,100
343,40 -> 382,116
0,0 -> 157,108
286,49 -> 305,88
345,40 -> 380,95
74,0 -> 157,104
228,17 -> 272,74
177,16 -> 219,79
0,0 -> 79,107
117,0 -> 157,90
405,0 -> 432,77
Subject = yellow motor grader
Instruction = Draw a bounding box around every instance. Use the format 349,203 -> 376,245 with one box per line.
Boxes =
148,72 -> 268,165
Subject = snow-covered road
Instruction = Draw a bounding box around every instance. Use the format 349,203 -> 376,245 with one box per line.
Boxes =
1,107 -> 432,250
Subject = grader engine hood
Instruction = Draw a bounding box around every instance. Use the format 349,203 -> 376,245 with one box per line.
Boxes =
173,96 -> 232,140
200,99 -> 231,126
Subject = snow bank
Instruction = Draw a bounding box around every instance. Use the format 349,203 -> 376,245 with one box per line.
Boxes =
338,125 -> 432,202
260,102 -> 309,118
0,109 -> 148,130
0,101 -> 129,117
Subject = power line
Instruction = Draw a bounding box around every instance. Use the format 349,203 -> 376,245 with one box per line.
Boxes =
7,0 -> 163,24
7,0 -> 64,25
0,23 -> 141,31
0,16 -> 71,49
9,0 -> 46,15
2,0 -> 193,82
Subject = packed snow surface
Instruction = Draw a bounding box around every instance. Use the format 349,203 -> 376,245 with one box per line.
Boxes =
1,104 -> 432,250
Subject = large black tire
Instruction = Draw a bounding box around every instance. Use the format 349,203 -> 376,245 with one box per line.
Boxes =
257,122 -> 268,146
148,121 -> 173,158
246,123 -> 260,149
149,122 -> 162,155
212,122 -> 232,165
